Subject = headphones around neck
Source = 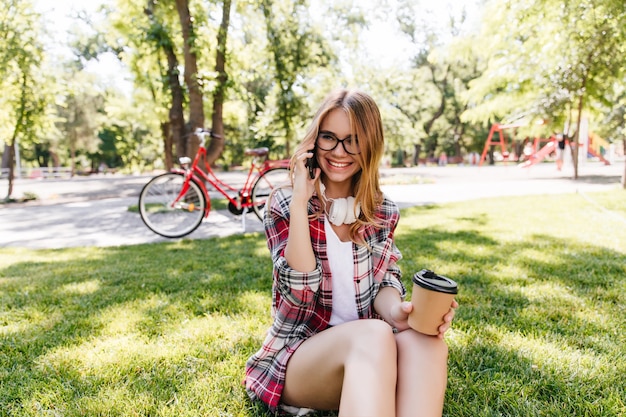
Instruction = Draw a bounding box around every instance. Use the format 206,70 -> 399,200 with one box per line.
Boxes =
320,183 -> 361,226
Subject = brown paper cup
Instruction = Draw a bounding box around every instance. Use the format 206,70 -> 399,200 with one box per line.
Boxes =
407,269 -> 458,335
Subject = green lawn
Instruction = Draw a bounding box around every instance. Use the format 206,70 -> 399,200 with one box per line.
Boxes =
1,191 -> 625,416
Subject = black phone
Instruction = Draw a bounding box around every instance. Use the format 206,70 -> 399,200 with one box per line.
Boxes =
305,149 -> 318,179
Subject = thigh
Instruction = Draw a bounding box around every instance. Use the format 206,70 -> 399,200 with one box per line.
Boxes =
282,319 -> 394,410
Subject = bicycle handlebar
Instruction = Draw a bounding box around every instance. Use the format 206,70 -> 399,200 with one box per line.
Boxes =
194,128 -> 222,147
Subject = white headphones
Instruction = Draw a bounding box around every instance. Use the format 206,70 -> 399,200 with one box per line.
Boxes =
320,183 -> 361,226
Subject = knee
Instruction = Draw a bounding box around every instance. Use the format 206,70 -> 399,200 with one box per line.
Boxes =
397,330 -> 449,363
348,319 -> 397,363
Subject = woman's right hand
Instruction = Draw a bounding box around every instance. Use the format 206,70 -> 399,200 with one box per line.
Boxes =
292,149 -> 319,203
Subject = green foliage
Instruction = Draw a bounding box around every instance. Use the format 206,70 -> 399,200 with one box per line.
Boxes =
258,0 -> 335,157
464,0 -> 626,137
3,0 -> 626,174
0,0 -> 50,148
1,191 -> 625,416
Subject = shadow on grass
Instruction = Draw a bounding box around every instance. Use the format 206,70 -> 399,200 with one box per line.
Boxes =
1,218 -> 625,416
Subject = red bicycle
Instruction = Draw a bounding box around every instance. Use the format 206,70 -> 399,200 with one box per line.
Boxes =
138,129 -> 290,238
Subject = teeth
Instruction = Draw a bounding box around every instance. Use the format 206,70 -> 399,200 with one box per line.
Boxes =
329,161 -> 350,168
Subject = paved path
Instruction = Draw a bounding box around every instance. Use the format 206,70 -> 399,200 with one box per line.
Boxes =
0,162 -> 623,249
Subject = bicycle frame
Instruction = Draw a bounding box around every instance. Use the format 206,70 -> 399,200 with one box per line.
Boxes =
170,134 -> 289,218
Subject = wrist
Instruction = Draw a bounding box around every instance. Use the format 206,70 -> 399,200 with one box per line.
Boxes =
289,198 -> 309,212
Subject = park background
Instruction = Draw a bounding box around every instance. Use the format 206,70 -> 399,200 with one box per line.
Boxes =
1,0 -> 626,416
1,0 -> 626,194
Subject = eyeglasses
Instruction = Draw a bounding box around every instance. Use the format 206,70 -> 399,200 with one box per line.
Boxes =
316,131 -> 360,155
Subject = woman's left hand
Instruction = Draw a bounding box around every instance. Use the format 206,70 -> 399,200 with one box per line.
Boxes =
387,301 -> 413,332
436,299 -> 459,339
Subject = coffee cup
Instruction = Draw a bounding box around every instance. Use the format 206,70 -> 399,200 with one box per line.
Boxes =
408,269 -> 458,335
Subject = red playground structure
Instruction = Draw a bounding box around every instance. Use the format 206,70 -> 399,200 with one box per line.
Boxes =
518,136 -> 558,168
479,122 -> 611,167
478,122 -> 525,166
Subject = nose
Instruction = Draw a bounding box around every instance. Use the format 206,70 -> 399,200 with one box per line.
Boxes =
331,140 -> 349,156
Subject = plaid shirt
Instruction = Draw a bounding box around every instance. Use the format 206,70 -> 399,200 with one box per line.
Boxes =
244,187 -> 406,411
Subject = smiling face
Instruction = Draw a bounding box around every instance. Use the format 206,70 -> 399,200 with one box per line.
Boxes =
316,108 -> 362,196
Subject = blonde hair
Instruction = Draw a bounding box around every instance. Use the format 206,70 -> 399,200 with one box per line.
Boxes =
290,89 -> 386,242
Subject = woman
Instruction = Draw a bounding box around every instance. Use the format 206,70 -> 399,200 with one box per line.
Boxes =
245,89 -> 457,416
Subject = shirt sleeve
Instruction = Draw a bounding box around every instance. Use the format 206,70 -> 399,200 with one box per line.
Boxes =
370,197 -> 406,299
264,188 -> 323,307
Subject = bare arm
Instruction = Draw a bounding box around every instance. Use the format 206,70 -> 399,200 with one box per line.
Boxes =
374,286 -> 410,330
284,150 -> 319,272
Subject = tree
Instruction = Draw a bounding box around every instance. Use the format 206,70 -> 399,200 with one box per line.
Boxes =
55,69 -> 105,175
595,83 -> 626,189
143,0 -> 187,166
175,0 -> 205,160
464,0 -> 626,179
260,0 -> 332,157
383,0 -> 481,164
108,0 -> 234,168
205,0 -> 232,164
0,0 -> 47,200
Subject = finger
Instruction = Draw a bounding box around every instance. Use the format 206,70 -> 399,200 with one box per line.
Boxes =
296,153 -> 309,165
401,301 -> 413,314
392,302 -> 408,322
444,309 -> 455,322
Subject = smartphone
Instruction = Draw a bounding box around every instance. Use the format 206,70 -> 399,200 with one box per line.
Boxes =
305,149 -> 318,179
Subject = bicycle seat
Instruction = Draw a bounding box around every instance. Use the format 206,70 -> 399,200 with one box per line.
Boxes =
244,147 -> 269,157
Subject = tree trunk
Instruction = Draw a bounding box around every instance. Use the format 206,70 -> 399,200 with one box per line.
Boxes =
5,71 -> 29,200
70,129 -> 77,177
421,64 -> 449,156
161,122 -> 173,170
423,64 -> 448,134
622,139 -> 626,189
4,142 -> 15,200
206,0 -> 232,165
144,1 -> 187,160
165,46 -> 186,159
572,96 -> 583,180
413,143 -> 421,165
176,0 -> 205,160
572,72 -> 589,180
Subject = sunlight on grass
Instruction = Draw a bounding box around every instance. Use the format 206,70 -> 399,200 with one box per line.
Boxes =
37,312 -> 260,377
98,301 -> 150,336
238,291 -> 272,316
504,331 -> 606,378
518,281 -> 583,304
57,279 -> 101,296
0,307 -> 63,337
2,191 -> 625,416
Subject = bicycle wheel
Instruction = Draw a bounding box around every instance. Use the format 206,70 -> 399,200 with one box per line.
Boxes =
138,172 -> 207,238
251,167 -> 290,221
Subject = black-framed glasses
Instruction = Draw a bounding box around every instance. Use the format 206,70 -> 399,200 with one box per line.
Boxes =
316,131 -> 360,155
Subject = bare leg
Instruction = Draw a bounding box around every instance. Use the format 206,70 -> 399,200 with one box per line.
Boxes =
395,329 -> 449,417
282,319 -> 397,416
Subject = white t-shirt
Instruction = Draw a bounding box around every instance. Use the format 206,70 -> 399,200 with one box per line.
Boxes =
325,220 -> 359,326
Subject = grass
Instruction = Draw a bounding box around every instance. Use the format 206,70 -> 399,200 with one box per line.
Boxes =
1,190 -> 625,417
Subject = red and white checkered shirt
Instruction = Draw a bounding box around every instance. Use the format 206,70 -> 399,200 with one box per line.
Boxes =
244,187 -> 406,411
